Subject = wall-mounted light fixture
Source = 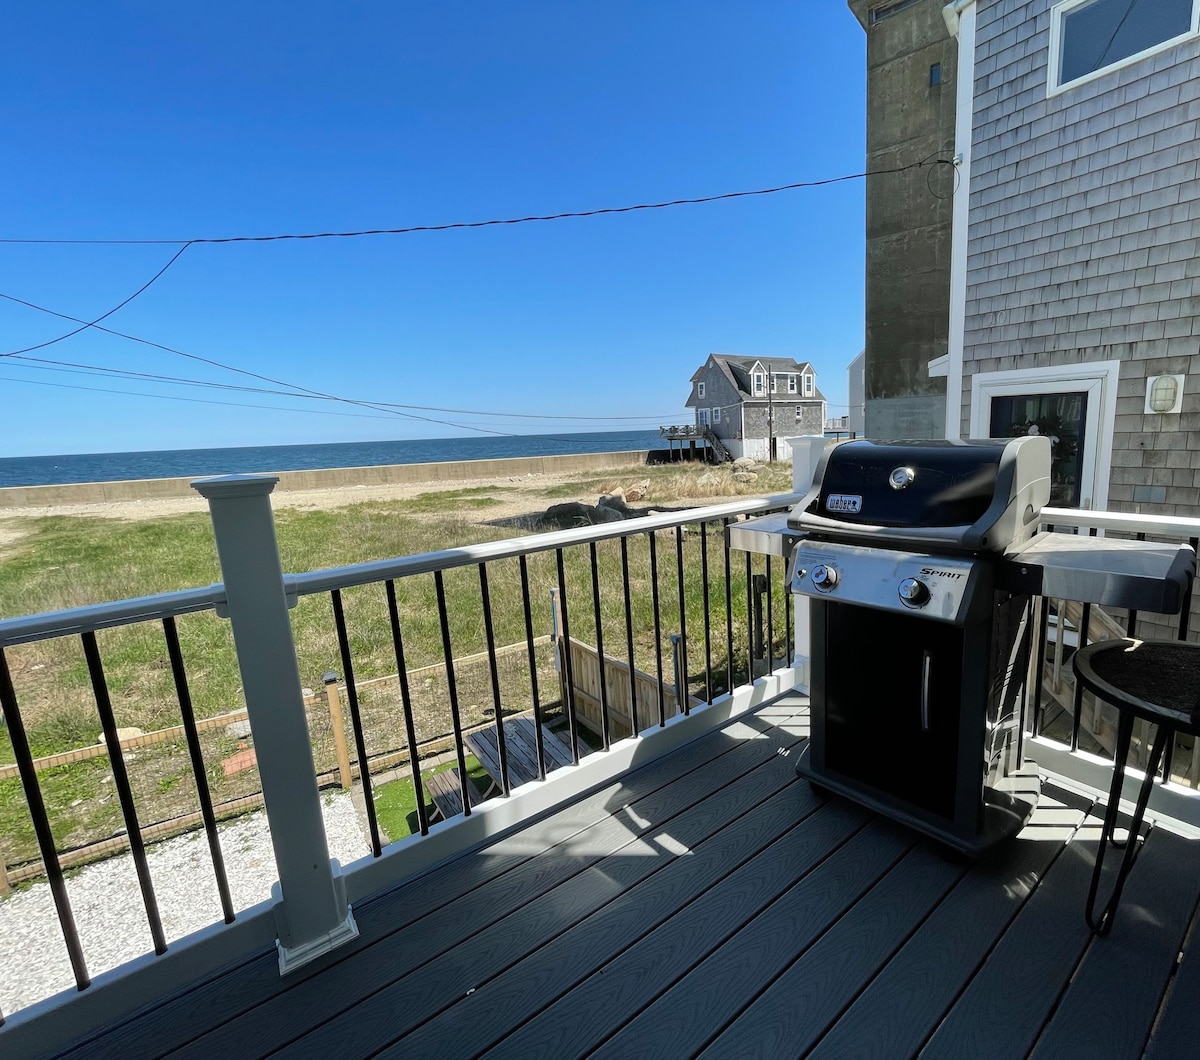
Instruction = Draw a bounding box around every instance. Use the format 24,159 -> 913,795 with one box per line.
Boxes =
1146,374 -> 1185,415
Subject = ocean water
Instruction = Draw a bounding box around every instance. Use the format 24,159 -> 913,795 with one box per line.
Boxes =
0,430 -> 663,488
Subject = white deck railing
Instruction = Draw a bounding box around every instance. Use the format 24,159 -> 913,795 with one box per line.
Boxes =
0,477 -> 803,1057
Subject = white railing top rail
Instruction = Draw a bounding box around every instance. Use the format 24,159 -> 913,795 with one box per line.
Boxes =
286,492 -> 804,598
0,585 -> 225,650
0,493 -> 802,651
1041,506 -> 1200,540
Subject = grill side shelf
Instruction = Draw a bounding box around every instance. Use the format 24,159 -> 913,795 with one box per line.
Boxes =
1003,532 -> 1196,614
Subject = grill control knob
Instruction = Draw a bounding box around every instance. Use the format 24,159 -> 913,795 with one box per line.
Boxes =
810,564 -> 838,591
898,577 -> 930,607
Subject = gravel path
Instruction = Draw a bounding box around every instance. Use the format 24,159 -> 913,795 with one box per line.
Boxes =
0,793 -> 370,1017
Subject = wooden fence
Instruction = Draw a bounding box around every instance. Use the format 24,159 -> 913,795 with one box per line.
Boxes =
563,636 -> 699,739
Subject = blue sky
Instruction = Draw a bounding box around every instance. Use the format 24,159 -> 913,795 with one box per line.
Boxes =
2,2 -> 867,457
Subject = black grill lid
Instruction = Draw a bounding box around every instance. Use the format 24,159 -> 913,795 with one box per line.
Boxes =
815,439 -> 1002,528
788,437 -> 1052,553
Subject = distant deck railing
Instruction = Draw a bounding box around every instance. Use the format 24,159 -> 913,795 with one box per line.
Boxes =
0,478 -> 804,1050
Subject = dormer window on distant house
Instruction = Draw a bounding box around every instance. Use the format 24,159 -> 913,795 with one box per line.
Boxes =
697,381 -> 705,398
788,374 -> 797,394
1049,0 -> 1198,94
753,371 -> 765,395
803,372 -> 814,396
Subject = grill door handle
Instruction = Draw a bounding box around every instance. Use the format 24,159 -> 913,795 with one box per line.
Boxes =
921,651 -> 932,732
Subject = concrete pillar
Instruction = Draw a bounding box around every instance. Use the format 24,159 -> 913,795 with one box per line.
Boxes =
192,474 -> 358,974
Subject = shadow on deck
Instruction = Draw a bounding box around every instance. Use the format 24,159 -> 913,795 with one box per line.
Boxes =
60,694 -> 1200,1059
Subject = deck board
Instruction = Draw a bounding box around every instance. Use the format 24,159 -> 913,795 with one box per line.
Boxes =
170,706 -> 812,1059
806,788 -> 1090,1060
697,843 -> 969,1058
1031,826 -> 1200,1059
54,693 -> 1200,1060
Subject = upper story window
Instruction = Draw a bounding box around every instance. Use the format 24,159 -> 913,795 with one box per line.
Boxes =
697,408 -> 710,426
1050,0 -> 1198,93
787,375 -> 797,393
713,406 -> 721,424
697,381 -> 705,399
770,374 -> 778,394
753,372 -> 765,395
803,373 -> 814,397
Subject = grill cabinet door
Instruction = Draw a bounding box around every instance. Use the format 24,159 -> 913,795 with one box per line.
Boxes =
822,603 -> 964,820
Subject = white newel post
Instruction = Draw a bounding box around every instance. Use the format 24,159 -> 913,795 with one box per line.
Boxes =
192,474 -> 358,973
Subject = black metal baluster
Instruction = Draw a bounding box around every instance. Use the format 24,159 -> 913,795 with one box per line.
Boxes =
700,520 -> 713,702
518,556 -> 546,779
588,543 -> 612,750
385,579 -> 429,836
555,549 -> 581,763
478,564 -> 510,794
331,590 -> 382,854
649,532 -> 666,728
724,517 -> 735,693
1070,602 -> 1091,753
766,555 -> 775,671
675,526 -> 690,715
784,549 -> 793,665
162,617 -> 234,923
1163,535 -> 1198,781
1031,598 -> 1051,738
0,649 -> 90,990
81,632 -> 166,955
620,537 -> 639,734
1181,537 -> 1198,641
1126,532 -> 1146,637
745,550 -> 755,681
434,572 -> 474,810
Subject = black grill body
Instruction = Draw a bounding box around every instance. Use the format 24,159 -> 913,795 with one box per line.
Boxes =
789,437 -> 1049,856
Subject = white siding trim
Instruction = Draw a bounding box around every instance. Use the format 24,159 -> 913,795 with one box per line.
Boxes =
1046,0 -> 1200,97
945,0 -> 976,439
969,360 -> 1120,511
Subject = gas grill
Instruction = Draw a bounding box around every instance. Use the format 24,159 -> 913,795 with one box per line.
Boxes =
786,437 -> 1049,855
729,437 -> 1194,857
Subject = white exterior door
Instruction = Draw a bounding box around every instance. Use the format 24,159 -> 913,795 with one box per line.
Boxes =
969,361 -> 1120,511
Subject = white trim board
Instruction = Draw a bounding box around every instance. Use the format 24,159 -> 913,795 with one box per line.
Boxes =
969,360 -> 1120,511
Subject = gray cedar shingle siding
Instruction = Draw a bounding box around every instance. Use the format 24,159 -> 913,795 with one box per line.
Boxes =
962,0 -> 1200,528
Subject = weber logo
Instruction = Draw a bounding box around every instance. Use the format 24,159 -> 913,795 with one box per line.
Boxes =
826,494 -> 862,514
920,567 -> 964,579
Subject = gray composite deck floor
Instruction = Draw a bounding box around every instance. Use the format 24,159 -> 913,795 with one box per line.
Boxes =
61,694 -> 1200,1059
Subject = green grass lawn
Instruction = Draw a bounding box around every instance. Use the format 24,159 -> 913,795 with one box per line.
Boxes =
372,756 -> 492,840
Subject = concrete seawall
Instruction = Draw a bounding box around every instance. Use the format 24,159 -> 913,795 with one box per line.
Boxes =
0,450 -> 650,509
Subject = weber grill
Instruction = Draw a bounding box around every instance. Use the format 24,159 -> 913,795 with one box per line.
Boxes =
785,437 -> 1050,854
728,437 -> 1193,856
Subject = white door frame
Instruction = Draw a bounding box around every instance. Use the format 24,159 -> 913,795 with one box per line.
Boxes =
969,360 -> 1121,510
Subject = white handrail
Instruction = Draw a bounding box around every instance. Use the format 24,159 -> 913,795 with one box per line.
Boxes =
1042,506 -> 1200,539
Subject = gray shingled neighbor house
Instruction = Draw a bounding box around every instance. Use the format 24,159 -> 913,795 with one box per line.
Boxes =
685,353 -> 827,461
854,0 -> 1200,523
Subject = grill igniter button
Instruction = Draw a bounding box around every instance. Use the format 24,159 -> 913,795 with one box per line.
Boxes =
898,577 -> 930,607
810,564 -> 839,591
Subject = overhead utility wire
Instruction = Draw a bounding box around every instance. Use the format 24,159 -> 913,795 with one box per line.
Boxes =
0,292 -> 675,423
0,160 -> 955,246
7,351 -> 677,421
0,374 -> 406,420
0,243 -> 192,358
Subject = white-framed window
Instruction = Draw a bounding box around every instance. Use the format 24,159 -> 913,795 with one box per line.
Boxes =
753,372 -> 765,395
770,374 -> 777,394
697,381 -> 705,398
787,375 -> 797,394
803,373 -> 814,397
1048,0 -> 1198,94
713,406 -> 721,424
698,408 -> 711,426
969,361 -> 1120,510
795,406 -> 805,423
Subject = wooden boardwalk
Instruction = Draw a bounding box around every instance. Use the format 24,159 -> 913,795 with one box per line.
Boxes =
61,694 -> 1200,1059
